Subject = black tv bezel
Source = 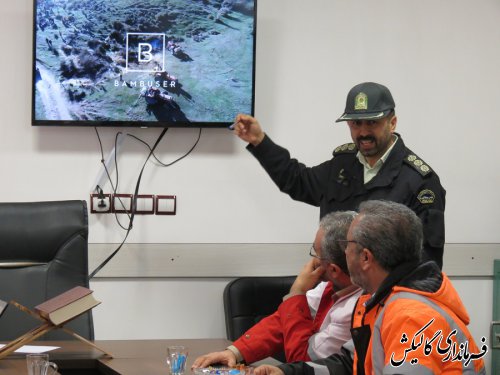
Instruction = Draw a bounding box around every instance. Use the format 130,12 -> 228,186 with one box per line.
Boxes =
31,0 -> 257,128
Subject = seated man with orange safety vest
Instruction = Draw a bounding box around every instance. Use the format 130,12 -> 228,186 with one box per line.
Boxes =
253,200 -> 486,375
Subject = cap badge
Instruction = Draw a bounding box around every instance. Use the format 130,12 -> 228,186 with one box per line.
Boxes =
417,189 -> 435,204
354,92 -> 368,111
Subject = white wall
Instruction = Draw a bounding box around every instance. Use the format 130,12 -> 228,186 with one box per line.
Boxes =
1,0 -> 499,373
2,0 -> 499,244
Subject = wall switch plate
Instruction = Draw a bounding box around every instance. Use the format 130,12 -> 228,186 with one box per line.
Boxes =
113,194 -> 133,214
156,195 -> 176,215
90,193 -> 112,213
135,194 -> 155,214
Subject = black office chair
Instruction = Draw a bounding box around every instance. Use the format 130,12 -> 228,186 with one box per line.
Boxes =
223,276 -> 296,362
0,200 -> 94,341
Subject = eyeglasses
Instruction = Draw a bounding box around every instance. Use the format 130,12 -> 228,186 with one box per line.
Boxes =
336,239 -> 362,252
309,245 -> 330,261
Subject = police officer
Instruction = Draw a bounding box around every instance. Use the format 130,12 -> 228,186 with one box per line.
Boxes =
232,82 -> 446,268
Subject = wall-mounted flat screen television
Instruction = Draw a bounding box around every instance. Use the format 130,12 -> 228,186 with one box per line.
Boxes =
32,0 -> 256,128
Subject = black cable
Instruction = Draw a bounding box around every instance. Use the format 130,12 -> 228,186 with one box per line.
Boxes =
95,128 -> 130,227
113,132 -> 122,194
126,127 -> 202,167
94,128 -> 130,230
95,186 -> 107,208
94,127 -> 117,193
128,127 -> 169,228
89,228 -> 131,279
94,127 -> 105,163
89,127 -> 169,279
111,132 -> 133,230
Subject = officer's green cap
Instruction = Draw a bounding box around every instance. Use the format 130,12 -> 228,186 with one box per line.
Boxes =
336,82 -> 395,122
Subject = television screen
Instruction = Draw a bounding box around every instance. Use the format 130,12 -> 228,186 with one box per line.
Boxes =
32,0 -> 256,128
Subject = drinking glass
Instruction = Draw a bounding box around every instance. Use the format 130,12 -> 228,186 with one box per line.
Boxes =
26,353 -> 58,375
166,345 -> 188,375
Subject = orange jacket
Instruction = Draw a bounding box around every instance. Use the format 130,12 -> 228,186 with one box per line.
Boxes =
279,262 -> 486,375
352,275 -> 486,374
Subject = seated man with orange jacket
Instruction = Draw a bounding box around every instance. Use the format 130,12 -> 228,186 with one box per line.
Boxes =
192,211 -> 362,367
254,201 -> 486,375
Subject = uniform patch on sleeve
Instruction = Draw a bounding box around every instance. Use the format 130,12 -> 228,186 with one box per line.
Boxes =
417,189 -> 436,204
332,143 -> 357,156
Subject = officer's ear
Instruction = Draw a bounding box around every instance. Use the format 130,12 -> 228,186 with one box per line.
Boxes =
389,114 -> 397,133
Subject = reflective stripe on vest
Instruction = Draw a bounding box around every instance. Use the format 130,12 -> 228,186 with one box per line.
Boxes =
371,292 -> 485,375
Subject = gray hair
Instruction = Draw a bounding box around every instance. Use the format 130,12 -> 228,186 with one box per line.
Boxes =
319,211 -> 357,274
353,200 -> 423,271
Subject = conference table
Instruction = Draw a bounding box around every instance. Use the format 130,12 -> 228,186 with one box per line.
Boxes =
0,339 -> 279,374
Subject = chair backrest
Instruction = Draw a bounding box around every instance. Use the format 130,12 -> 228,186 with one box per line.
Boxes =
0,200 -> 94,340
223,276 -> 296,361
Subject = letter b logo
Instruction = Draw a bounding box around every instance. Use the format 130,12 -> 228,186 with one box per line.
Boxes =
138,43 -> 153,62
126,33 -> 166,72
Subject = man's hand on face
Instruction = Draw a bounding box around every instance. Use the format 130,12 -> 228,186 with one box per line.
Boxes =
289,258 -> 325,295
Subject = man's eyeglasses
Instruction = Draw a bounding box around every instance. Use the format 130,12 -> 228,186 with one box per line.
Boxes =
309,245 -> 330,261
336,239 -> 362,252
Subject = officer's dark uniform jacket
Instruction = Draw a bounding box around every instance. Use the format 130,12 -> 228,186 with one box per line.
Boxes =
276,261 -> 487,375
247,134 -> 446,268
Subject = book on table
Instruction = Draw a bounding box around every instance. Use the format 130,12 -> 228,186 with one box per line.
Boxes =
0,286 -> 110,360
34,286 -> 101,326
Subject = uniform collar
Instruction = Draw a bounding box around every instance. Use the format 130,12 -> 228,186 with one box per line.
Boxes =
364,261 -> 441,313
359,134 -> 407,189
356,133 -> 399,169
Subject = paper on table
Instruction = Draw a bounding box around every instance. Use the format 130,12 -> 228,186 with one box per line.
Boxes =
0,344 -> 59,353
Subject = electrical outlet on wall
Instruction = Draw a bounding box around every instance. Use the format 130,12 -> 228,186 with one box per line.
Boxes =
135,195 -> 155,214
156,195 -> 176,215
90,194 -> 112,213
113,194 -> 133,214
90,193 -> 176,215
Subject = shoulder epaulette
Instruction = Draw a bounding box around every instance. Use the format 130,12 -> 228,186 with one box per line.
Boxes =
403,153 -> 433,176
332,143 -> 357,156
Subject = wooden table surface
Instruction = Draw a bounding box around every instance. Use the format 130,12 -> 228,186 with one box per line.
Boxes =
0,338 -> 269,375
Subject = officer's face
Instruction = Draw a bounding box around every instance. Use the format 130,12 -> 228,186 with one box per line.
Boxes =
347,114 -> 397,166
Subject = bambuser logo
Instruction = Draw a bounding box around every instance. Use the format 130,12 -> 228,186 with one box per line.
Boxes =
125,33 -> 166,73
